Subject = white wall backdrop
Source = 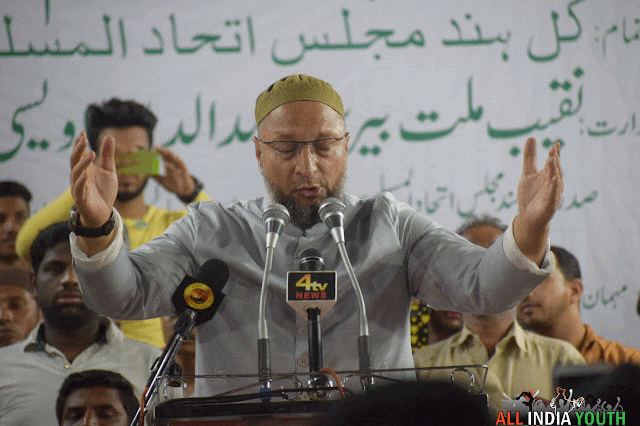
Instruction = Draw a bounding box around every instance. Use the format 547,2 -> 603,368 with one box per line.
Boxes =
2,0 -> 639,348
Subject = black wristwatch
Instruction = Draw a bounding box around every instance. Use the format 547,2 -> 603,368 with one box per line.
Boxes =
68,206 -> 116,238
178,176 -> 204,204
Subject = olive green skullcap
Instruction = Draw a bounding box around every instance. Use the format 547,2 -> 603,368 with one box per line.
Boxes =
255,74 -> 345,125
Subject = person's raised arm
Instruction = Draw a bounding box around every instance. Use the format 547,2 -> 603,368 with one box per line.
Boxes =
513,138 -> 563,266
70,132 -> 118,256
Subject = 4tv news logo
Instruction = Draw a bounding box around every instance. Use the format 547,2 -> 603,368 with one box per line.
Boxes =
496,387 -> 626,426
287,272 -> 337,301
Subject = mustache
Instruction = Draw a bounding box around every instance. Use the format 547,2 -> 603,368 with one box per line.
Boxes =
53,289 -> 85,304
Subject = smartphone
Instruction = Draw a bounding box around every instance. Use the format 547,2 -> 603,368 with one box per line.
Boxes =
116,151 -> 160,175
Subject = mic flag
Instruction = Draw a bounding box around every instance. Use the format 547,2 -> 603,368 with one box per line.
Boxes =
171,259 -> 230,326
287,248 -> 337,321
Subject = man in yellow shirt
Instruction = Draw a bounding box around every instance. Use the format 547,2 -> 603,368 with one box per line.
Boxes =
414,215 -> 585,414
16,98 -> 211,348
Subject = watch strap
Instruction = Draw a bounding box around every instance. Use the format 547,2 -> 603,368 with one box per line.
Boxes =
179,175 -> 204,204
69,207 -> 116,238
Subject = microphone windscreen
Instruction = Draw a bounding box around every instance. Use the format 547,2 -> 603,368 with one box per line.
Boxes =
171,259 -> 229,326
262,203 -> 290,224
318,198 -> 346,223
299,249 -> 325,272
196,259 -> 230,291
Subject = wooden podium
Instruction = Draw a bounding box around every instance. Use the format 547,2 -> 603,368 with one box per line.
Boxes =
152,399 -> 339,426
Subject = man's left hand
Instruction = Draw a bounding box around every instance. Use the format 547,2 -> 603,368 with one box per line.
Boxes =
152,147 -> 196,198
513,138 -> 563,265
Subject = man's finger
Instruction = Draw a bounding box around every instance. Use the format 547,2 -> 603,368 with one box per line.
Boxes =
71,149 -> 94,184
73,169 -> 92,205
548,154 -> 560,179
70,132 -> 88,168
548,176 -> 562,212
156,147 -> 187,168
151,174 -> 167,186
99,136 -> 116,172
522,138 -> 537,176
551,142 -> 563,180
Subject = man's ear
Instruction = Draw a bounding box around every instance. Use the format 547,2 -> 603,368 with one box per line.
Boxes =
30,271 -> 37,301
568,278 -> 583,306
253,137 -> 264,176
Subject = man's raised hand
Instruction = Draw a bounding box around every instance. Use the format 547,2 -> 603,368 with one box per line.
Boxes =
513,138 -> 563,264
70,132 -> 118,228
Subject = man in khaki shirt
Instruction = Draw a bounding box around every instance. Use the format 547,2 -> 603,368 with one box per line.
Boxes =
518,245 -> 640,365
414,215 -> 586,413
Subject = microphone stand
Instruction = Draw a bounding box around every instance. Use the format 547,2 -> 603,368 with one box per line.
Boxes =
335,240 -> 373,388
319,198 -> 374,389
130,310 -> 196,426
257,204 -> 290,396
258,244 -> 274,388
307,307 -> 322,373
299,252 -> 326,380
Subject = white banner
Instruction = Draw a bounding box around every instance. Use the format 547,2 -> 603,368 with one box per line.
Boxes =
2,0 -> 639,348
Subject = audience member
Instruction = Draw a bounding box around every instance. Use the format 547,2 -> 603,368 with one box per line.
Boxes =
427,309 -> 464,344
56,369 -> 138,426
15,98 -> 211,348
0,222 -> 160,426
0,266 -> 40,347
410,301 -> 463,351
0,180 -> 31,271
414,215 -> 585,413
517,245 -> 640,365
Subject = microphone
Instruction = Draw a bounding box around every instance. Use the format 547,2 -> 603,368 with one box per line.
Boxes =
263,203 -> 289,249
171,259 -> 230,335
132,259 -> 229,426
318,198 -> 374,387
318,197 -> 345,244
287,249 -> 337,399
258,203 -> 290,388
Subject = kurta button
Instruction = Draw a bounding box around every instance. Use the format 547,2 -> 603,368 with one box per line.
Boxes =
297,355 -> 309,367
297,326 -> 307,336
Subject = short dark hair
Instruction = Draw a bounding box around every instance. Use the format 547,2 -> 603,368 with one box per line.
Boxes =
0,180 -> 32,204
85,98 -> 158,152
550,245 -> 581,281
56,369 -> 138,425
455,214 -> 507,236
30,222 -> 70,273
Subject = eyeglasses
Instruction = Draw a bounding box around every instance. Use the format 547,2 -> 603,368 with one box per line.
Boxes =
256,133 -> 348,156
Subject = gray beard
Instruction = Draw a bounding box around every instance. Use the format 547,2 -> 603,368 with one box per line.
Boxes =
263,170 -> 346,230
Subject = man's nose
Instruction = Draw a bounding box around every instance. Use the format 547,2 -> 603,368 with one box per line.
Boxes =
1,217 -> 21,234
0,304 -> 14,322
81,409 -> 99,426
60,265 -> 79,288
293,143 -> 319,176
